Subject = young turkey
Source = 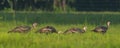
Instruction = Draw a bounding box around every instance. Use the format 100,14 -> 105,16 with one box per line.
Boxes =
36,26 -> 57,34
64,26 -> 87,34
8,23 -> 37,33
92,21 -> 110,34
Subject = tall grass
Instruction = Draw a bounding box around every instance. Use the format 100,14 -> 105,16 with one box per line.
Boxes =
0,12 -> 120,48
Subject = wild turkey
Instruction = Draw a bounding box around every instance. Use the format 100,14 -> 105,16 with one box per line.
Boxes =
36,26 -> 57,34
92,21 -> 110,33
64,26 -> 87,34
8,23 -> 37,33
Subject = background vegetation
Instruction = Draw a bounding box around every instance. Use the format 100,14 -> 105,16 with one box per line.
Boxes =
0,0 -> 120,11
0,0 -> 120,48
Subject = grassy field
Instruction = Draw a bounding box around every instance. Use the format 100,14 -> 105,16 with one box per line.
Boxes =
0,12 -> 120,48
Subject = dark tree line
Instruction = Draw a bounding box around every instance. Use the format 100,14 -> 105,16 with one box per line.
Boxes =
0,0 -> 120,11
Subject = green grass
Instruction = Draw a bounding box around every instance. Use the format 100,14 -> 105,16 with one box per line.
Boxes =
0,12 -> 120,48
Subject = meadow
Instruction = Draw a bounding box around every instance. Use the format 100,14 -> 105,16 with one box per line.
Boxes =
0,12 -> 120,48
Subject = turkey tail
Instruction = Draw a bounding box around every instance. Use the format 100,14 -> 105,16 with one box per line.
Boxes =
91,29 -> 95,31
91,30 -> 94,31
8,30 -> 13,33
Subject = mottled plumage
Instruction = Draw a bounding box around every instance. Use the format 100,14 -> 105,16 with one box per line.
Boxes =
36,26 -> 57,33
64,26 -> 87,34
8,23 -> 37,33
8,26 -> 31,33
92,21 -> 110,33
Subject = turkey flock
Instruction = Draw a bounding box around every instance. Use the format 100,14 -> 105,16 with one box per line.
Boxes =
8,21 -> 111,34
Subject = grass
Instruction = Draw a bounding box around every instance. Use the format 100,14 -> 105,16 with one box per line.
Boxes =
0,12 -> 120,48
